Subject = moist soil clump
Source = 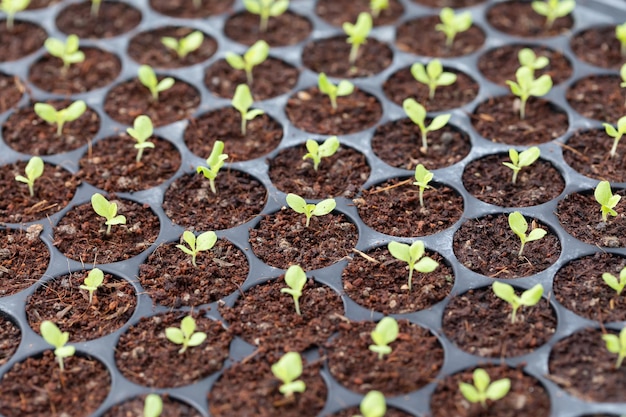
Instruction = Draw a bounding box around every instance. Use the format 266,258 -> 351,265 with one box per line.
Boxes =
0,21 -> 46,62
563,128 -> 626,182
0,226 -> 49,296
224,10 -> 312,47
566,75 -> 625,122
55,1 -> 141,38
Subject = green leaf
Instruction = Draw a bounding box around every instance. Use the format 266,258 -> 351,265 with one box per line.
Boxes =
33,103 -> 58,123
529,74 -> 553,96
225,52 -> 245,69
459,382 -> 480,403
473,368 -> 490,392
485,378 -> 511,401
414,256 -> 439,273
188,332 -> 207,347
243,0 -> 261,14
359,390 -> 386,417
232,83 -> 254,114
284,264 -> 306,293
196,231 -> 217,252
269,0 -> 289,17
388,241 -> 410,264
138,65 -> 158,89
403,98 -> 426,127
318,136 -> 340,157
91,193 -> 115,219
286,193 -> 307,214
517,146 -> 541,167
144,394 -> 163,417
526,228 -> 547,242
492,281 -> 516,304
519,283 -> 544,306
64,100 -> 87,122
336,80 -> 355,96
165,327 -> 184,344
410,62 -> 429,84
428,113 -> 451,132
508,211 -> 528,238
83,267 -> 104,289
40,320 -> 69,349
24,156 -> 44,182
245,39 -> 270,66
311,198 -> 336,216
127,114 -> 153,143
271,351 -> 303,384
180,315 -> 197,336
156,77 -> 175,92
371,317 -> 398,346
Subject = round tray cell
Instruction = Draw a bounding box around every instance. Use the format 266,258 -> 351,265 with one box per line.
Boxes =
0,161 -> 78,224
224,10 -> 312,47
149,0 -> 233,18
453,213 -> 561,278
315,0 -> 405,27
56,1 -> 141,38
563,128 -> 626,182
486,1 -> 574,38
0,226 -> 50,296
355,177 -> 463,237
103,394 -> 202,417
0,313 -> 20,367
128,26 -> 217,68
571,25 -> 625,69
566,74 -> 625,122
411,0 -> 486,6
343,245 -> 454,315
0,73 -> 22,114
163,169 -> 267,231
0,21 -> 46,62
329,406 -> 413,417
26,269 -> 137,342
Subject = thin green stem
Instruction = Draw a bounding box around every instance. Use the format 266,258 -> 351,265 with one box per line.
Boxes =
408,266 -> 414,291
349,43 -> 360,66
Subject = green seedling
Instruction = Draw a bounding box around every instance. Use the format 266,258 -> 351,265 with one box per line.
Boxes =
354,390 -> 386,417
620,63 -> 626,107
458,368 -> 511,409
165,315 -> 207,354
508,211 -> 547,257
244,0 -> 289,32
0,0 -> 29,31
280,264 -> 306,316
368,317 -> 398,360
318,72 -> 354,110
594,180 -> 621,223
402,98 -> 451,153
138,64 -> 175,101
34,99 -> 87,137
176,230 -> 217,267
161,30 -> 204,59
225,40 -> 270,85
435,7 -> 472,48
617,22 -> 626,57
197,140 -> 228,194
232,83 -> 264,135
40,320 -> 75,372
370,0 -> 388,19
44,34 -> 85,75
518,48 -> 549,75
91,192 -> 127,235
144,394 -> 163,417
126,114 -> 155,162
492,281 -> 544,324
271,351 -> 306,398
15,156 -> 44,197
602,266 -> 626,296
531,0 -> 575,28
285,193 -> 336,228
79,267 -> 104,305
90,0 -> 101,16
602,327 -> 626,368
502,146 -> 541,184
411,59 -> 457,100
603,116 -> 626,158
506,66 -> 553,120
413,163 -> 433,208
302,136 -> 340,171
343,12 -> 372,66
388,240 -> 438,291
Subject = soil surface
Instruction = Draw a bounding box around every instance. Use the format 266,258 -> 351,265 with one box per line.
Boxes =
566,75 -> 626,122
0,225 -> 49,296
103,394 -> 201,417
486,1 -> 574,38
0,73 -> 23,114
315,0 -> 404,27
224,10 -> 312,47
149,0 -> 233,18
0,21 -> 46,62
563,128 -> 626,182
55,1 -> 141,38
411,0 -> 485,6
329,407 -> 413,417
570,25 -> 626,69
0,314 -> 20,366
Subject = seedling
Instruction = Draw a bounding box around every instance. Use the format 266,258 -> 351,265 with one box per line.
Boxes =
387,240 -> 438,291
458,368 -> 511,409
144,394 -> 163,417
232,84 -> 264,135
602,266 -> 626,296
161,30 -> 204,59
435,7 -> 472,48
285,193 -> 336,227
492,281 -> 544,324
91,192 -> 127,235
15,156 -> 44,197
44,34 -> 85,75
502,146 -> 541,184
594,180 -> 621,223
225,40 -> 270,85
79,267 -> 104,305
518,48 -> 549,75
411,59 -> 457,100
243,0 -> 289,32
368,316 -> 398,360
370,0 -> 388,19
34,99 -> 87,137
165,315 -> 207,354
0,0 -> 29,31
138,64 -> 175,101
302,136 -> 340,171
617,22 -> 626,57
603,116 -> 626,158
126,114 -> 155,162
90,0 -> 101,17
531,0 -> 575,28
508,211 -> 547,257
176,230 -> 217,267
196,140 -> 228,194
402,98 -> 451,153
271,351 -> 306,398
506,66 -> 553,119
343,12 -> 372,66
620,63 -> 626,107
280,264 -> 306,316
602,327 -> 626,368
413,164 -> 433,208
354,390 -> 386,417
318,72 -> 354,110
40,320 -> 75,372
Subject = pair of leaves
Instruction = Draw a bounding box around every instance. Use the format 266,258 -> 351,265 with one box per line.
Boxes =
138,65 -> 175,101
79,267 -> 104,304
411,59 -> 457,99
603,327 -> 626,368
176,230 -> 218,267
368,317 -> 399,360
594,180 -> 621,223
286,193 -> 336,227
280,264 -> 307,315
506,66 -> 553,119
40,320 -> 76,371
91,193 -> 127,234
302,136 -> 340,171
531,0 -> 575,27
603,266 -> 626,296
603,116 -> 626,158
518,48 -> 549,72
318,73 -> 355,110
413,164 -> 433,208
162,30 -> 204,59
44,34 -> 85,69
403,98 -> 451,152
34,100 -> 87,136
225,40 -> 269,84
358,390 -> 386,417
197,140 -> 228,194
388,240 -> 438,291
271,351 -> 306,397
15,156 -> 44,197
458,368 -> 511,408
435,7 -> 472,47
508,211 -> 547,257
232,84 -> 264,135
243,0 -> 289,31
502,147 -> 540,184
165,315 -> 207,354
492,281 -> 544,324
127,115 -> 155,162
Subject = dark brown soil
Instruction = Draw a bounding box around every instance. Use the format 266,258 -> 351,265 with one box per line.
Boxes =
326,320 -> 443,395
0,225 -> 49,296
0,314 -> 20,366
249,209 -> 358,270
149,0 -> 233,18
411,0 -> 485,6
224,10 -> 312,47
563,128 -> 626,182
566,75 -> 626,122
355,178 -> 464,237
0,21 -> 46,62
471,96 -> 569,145
453,214 -> 561,278
486,1 -> 574,38
571,25 -> 626,69
462,154 -> 565,207
0,73 -> 22,114
315,0 -> 404,27
138,238 -> 248,308
103,394 -> 201,417
329,407 -> 413,417
115,311 -> 231,388
55,1 -> 141,38
28,0 -> 59,9
26,270 -> 137,341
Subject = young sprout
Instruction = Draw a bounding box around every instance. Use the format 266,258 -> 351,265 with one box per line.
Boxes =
343,12 -> 373,66
126,114 -> 155,163
302,136 -> 340,171
402,98 -> 451,153
617,22 -> 626,57
271,351 -> 306,398
285,193 -> 336,228
411,59 -> 457,100
225,40 -> 270,85
458,368 -> 511,409
508,211 -> 547,257
91,192 -> 127,235
0,0 -> 30,31
518,48 -> 550,75
368,316 -> 399,360
531,0 -> 576,29
387,240 -> 438,291
40,320 -> 75,372
594,180 -> 621,223
176,230 -> 217,267
354,390 -> 386,417
280,264 -> 306,316
137,65 -> 175,101
232,84 -> 264,135
370,0 -> 388,19
502,146 -> 541,184
603,116 -> 626,158
165,315 -> 207,354
144,394 -> 163,417
34,99 -> 87,137
318,73 -> 355,111
161,30 -> 204,59
196,140 -> 228,194
413,163 -> 433,208
602,266 -> 626,296
620,63 -> 626,107
602,327 -> 626,368
44,34 -> 85,75
79,267 -> 104,305
506,66 -> 553,120
15,156 -> 44,197
243,0 -> 289,32
90,0 -> 101,17
492,281 -> 544,324
435,7 -> 472,48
